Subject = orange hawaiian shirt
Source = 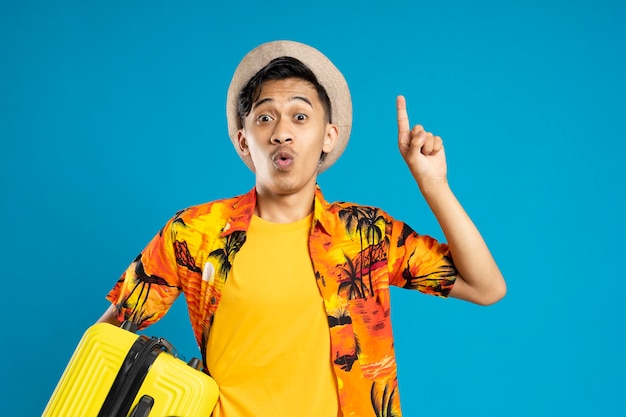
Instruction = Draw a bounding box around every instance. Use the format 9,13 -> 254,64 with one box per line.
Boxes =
107,186 -> 457,417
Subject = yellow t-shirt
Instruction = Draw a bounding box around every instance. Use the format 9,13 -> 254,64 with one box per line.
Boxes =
206,213 -> 340,417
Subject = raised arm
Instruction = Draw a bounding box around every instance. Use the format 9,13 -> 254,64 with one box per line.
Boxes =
396,95 -> 506,305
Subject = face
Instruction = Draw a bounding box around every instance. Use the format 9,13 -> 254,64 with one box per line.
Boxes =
237,78 -> 338,197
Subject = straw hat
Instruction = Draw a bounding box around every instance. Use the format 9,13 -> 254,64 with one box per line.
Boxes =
226,40 -> 352,172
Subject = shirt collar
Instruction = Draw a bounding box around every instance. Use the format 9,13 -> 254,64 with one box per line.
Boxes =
221,187 -> 257,237
313,185 -> 334,236
221,185 -> 334,237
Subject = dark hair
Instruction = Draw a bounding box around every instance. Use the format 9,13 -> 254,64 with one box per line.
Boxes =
237,56 -> 332,126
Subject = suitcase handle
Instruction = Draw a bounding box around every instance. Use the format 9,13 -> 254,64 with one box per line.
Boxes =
121,320 -> 139,333
128,395 -> 154,417
128,395 -> 185,417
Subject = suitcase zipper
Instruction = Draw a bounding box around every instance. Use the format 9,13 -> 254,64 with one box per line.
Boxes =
97,335 -> 166,417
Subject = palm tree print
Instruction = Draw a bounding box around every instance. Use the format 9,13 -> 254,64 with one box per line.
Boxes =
339,206 -> 386,296
401,250 -> 456,291
338,254 -> 370,300
117,254 -> 179,326
208,230 -> 246,279
370,379 -> 400,417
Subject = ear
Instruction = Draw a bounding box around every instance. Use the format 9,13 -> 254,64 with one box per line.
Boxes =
322,123 -> 339,154
237,129 -> 249,155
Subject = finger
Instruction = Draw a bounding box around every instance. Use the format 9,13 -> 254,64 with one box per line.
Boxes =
423,135 -> 444,155
410,124 -> 426,148
409,128 -> 427,154
396,95 -> 410,140
433,135 -> 443,153
420,132 -> 436,155
411,124 -> 425,136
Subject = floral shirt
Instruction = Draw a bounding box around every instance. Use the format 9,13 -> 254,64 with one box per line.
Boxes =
107,186 -> 457,416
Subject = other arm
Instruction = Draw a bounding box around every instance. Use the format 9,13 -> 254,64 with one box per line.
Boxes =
97,304 -> 122,326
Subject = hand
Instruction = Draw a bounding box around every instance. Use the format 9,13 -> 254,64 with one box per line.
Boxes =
396,95 -> 447,189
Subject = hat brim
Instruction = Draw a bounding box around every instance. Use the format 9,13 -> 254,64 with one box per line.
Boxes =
226,40 -> 352,173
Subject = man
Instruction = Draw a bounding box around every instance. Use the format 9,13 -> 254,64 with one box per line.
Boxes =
99,40 -> 506,416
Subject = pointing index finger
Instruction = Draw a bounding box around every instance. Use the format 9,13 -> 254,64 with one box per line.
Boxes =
396,95 -> 410,137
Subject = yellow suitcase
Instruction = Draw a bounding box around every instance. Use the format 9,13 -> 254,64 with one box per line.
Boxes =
43,322 -> 219,416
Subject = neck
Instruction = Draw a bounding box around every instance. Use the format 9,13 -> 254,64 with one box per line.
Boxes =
254,184 -> 317,224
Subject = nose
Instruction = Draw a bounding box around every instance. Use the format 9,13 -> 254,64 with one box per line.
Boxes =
271,118 -> 293,144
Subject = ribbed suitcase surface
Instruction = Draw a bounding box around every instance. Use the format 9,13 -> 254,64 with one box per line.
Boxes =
43,323 -> 218,416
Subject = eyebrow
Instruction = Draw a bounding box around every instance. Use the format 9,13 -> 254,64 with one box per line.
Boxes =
252,95 -> 313,110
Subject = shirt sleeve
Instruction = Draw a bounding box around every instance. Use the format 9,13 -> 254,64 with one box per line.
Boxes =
388,220 -> 457,297
106,215 -> 183,329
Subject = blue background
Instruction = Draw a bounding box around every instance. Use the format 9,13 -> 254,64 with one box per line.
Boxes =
1,0 -> 624,415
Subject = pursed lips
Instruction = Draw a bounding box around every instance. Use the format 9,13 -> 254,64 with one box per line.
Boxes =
272,148 -> 295,169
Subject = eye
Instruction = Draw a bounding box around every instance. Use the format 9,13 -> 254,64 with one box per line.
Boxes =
257,114 -> 273,123
294,113 -> 307,121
